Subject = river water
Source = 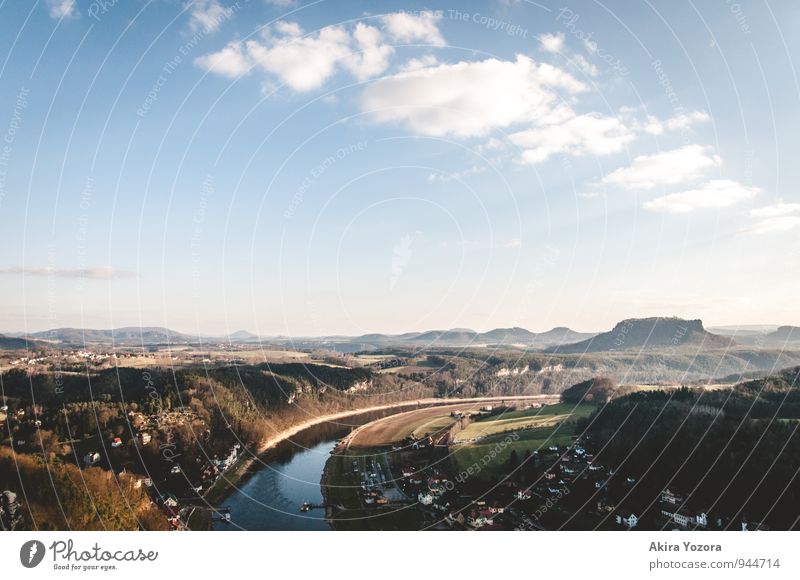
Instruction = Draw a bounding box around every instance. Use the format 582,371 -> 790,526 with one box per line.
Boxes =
213,437 -> 337,531
212,403 -> 428,531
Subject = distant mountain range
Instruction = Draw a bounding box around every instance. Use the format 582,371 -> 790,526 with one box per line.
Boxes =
5,319 -> 799,353
546,318 -> 734,353
350,326 -> 596,348
5,324 -> 596,350
709,325 -> 800,347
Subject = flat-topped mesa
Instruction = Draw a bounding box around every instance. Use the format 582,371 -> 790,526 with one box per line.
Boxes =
546,317 -> 734,353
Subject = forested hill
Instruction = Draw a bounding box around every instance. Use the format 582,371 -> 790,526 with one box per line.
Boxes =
577,366 -> 800,529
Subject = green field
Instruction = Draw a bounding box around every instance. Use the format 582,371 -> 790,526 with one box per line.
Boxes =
453,403 -> 594,443
385,411 -> 458,441
448,403 -> 595,480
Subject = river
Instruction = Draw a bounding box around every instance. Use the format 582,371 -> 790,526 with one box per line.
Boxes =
212,404 -> 426,531
213,436 -> 338,531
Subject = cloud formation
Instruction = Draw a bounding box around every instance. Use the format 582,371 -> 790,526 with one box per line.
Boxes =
643,179 -> 760,213
380,10 -> 445,46
742,199 -> 800,234
0,267 -> 137,280
601,144 -> 721,190
510,112 -> 634,163
361,55 -> 585,138
185,0 -> 232,33
46,0 -> 77,20
196,12 -> 445,90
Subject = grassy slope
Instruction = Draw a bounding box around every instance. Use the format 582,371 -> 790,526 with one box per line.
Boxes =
449,403 -> 595,479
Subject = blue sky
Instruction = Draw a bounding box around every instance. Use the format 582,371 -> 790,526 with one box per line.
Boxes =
1,0 -> 799,336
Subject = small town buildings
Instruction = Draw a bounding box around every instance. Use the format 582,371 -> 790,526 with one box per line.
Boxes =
616,510 -> 638,528
83,452 -> 101,466
111,437 -> 122,448
661,488 -> 684,505
418,492 -> 434,505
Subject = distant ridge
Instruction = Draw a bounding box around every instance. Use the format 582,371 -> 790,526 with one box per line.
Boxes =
0,334 -> 41,350
353,326 -> 596,348
24,327 -> 201,346
546,317 -> 734,353
766,326 -> 800,343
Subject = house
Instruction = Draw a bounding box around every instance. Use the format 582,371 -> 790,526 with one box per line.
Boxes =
170,465 -> 181,475
661,506 -> 709,529
661,488 -> 684,505
467,509 -> 495,528
161,494 -> 179,508
139,432 -> 152,445
447,511 -> 466,525
401,466 -> 415,478
83,452 -> 101,466
615,510 -> 638,528
418,492 -> 434,506
515,488 -> 532,501
111,437 -> 122,448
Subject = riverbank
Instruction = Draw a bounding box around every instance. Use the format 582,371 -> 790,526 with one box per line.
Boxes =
197,395 -> 553,529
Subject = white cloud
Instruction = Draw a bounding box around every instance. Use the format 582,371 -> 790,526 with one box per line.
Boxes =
361,55 -> 585,138
186,0 -> 231,33
197,20 -> 393,90
343,23 -> 394,81
643,111 -> 710,135
46,0 -> 77,19
742,199 -> 800,234
602,144 -> 721,190
427,165 -> 487,183
749,199 -> 800,218
398,54 -> 439,72
274,20 -> 302,36
643,179 -> 760,213
245,25 -> 352,91
195,40 -> 251,78
381,10 -> 445,46
538,32 -> 565,53
0,267 -> 136,280
510,112 -> 635,163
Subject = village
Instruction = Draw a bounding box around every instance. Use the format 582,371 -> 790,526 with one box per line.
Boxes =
325,402 -> 761,532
